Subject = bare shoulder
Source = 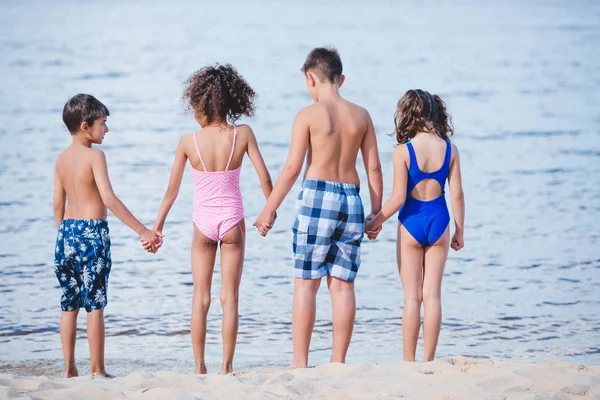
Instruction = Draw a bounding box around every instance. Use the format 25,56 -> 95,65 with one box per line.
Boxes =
55,148 -> 67,165
88,147 -> 106,162
450,142 -> 460,160
344,100 -> 371,119
234,123 -> 255,140
297,103 -> 320,119
177,132 -> 197,155
392,143 -> 409,161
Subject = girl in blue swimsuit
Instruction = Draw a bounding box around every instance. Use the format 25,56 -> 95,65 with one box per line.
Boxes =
365,89 -> 465,362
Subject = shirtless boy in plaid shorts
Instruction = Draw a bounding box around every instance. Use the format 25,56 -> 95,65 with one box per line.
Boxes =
254,47 -> 383,368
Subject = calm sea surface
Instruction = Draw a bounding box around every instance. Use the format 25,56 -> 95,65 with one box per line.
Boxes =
1,0 -> 599,376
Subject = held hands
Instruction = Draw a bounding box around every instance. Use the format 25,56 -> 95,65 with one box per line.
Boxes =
253,209 -> 277,237
364,213 -> 382,240
140,228 -> 164,254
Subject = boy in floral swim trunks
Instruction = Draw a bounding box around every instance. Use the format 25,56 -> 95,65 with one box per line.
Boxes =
254,48 -> 383,368
53,94 -> 161,377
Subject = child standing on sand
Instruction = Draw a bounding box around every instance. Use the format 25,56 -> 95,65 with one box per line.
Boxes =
150,65 -> 273,374
53,94 -> 161,378
365,89 -> 465,362
254,47 -> 383,368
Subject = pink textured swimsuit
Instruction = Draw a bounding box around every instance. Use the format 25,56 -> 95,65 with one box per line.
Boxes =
191,125 -> 244,241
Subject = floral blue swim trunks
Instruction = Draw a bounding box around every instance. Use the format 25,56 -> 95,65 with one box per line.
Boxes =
54,219 -> 111,312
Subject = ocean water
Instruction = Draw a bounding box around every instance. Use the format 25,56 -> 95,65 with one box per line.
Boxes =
0,0 -> 599,377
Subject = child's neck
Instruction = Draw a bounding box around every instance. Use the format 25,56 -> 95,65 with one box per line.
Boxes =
315,84 -> 341,102
72,134 -> 93,148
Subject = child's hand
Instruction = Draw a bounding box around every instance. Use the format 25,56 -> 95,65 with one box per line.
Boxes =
451,230 -> 464,251
140,229 -> 164,253
253,209 -> 276,237
364,213 -> 382,240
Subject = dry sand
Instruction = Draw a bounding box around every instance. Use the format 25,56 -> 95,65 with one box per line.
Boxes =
1,357 -> 599,399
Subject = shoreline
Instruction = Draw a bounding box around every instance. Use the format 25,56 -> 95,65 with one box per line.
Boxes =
2,357 -> 599,399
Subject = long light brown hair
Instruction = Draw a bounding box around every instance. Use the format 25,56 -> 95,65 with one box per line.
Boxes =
394,89 -> 453,144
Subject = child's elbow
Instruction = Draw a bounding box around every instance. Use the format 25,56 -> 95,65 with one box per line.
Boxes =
261,175 -> 273,186
53,203 -> 64,214
102,193 -> 118,209
451,189 -> 464,202
368,163 -> 382,176
391,196 -> 405,212
284,163 -> 302,178
166,186 -> 180,200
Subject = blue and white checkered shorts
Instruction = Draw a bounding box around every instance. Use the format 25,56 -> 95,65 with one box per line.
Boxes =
292,179 -> 365,282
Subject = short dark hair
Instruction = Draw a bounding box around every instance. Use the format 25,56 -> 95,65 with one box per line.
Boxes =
301,47 -> 343,83
62,94 -> 110,134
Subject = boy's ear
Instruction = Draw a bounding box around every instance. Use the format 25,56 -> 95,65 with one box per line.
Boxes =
79,121 -> 90,132
338,74 -> 345,88
307,71 -> 317,88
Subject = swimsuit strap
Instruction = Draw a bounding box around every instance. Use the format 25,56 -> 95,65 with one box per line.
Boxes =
225,124 -> 237,171
434,140 -> 452,188
442,140 -> 451,174
192,132 -> 207,172
406,142 -> 418,173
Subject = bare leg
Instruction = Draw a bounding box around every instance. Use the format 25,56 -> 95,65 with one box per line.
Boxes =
327,276 -> 355,363
422,226 -> 449,362
218,220 -> 245,374
60,309 -> 79,378
399,224 -> 424,362
87,309 -> 110,376
290,278 -> 321,369
191,225 -> 218,374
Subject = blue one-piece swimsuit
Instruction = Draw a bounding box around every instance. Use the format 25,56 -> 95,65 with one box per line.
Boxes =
398,140 -> 451,247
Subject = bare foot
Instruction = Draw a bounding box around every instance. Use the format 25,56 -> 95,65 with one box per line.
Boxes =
90,372 -> 115,379
220,364 -> 233,375
63,367 -> 79,378
194,364 -> 207,374
287,363 -> 308,370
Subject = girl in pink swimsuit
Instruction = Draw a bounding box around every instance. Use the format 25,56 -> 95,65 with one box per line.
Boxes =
150,64 -> 273,374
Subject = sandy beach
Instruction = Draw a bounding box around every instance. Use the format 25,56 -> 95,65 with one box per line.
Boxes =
1,357 -> 598,400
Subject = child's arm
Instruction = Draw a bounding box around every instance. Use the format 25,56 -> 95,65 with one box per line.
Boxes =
448,144 -> 465,250
361,112 -> 384,217
365,145 -> 407,234
91,150 -> 159,245
245,127 -> 273,200
253,110 -> 309,235
53,166 -> 66,229
153,137 -> 188,234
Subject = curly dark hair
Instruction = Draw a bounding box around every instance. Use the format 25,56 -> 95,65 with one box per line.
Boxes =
182,64 -> 256,124
394,89 -> 453,144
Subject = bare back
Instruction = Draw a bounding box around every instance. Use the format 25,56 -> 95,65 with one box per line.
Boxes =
183,125 -> 250,172
55,145 -> 107,220
303,99 -> 370,185
405,133 -> 453,201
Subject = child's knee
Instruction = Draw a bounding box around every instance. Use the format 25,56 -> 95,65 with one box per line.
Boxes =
194,292 -> 211,313
220,289 -> 239,308
404,291 -> 423,306
295,278 -> 321,294
329,277 -> 354,293
422,290 -> 441,304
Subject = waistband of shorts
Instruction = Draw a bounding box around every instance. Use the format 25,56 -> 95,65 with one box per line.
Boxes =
60,219 -> 108,228
302,179 -> 360,195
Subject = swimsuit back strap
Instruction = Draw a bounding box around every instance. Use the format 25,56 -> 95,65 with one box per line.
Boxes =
225,124 -> 237,171
192,132 -> 207,172
406,142 -> 418,172
442,140 -> 452,174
